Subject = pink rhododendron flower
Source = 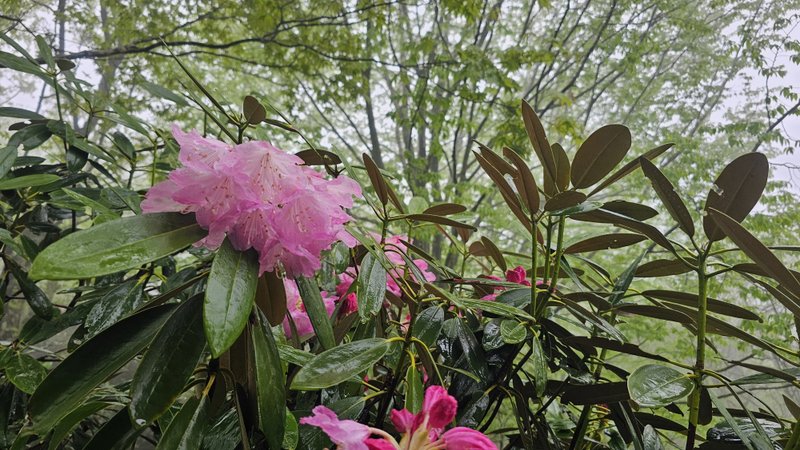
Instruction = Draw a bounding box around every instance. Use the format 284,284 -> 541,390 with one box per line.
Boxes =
141,126 -> 361,278
300,406 -> 373,450
332,234 -> 436,314
282,279 -> 335,339
302,386 -> 496,450
481,266 -> 534,301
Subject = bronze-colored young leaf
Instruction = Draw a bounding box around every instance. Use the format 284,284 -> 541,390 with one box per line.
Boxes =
362,153 -> 388,205
480,236 -> 507,272
521,100 -> 557,188
572,209 -> 674,252
634,259 -> 693,278
563,336 -> 669,362
242,95 -> 266,125
551,143 -> 571,192
478,143 -> 517,176
602,200 -> 658,221
617,305 -> 695,325
571,124 -> 631,189
503,147 -> 540,212
732,263 -> 800,285
639,158 -> 694,236
256,271 -> 287,327
588,143 -> 674,197
564,233 -> 646,254
468,241 -> 488,256
474,151 -> 532,228
544,191 -> 587,212
403,214 -> 477,230
703,153 -> 769,241
295,149 -> 342,166
641,290 -> 761,321
423,203 -> 467,216
385,182 -> 407,214
735,271 -> 800,318
708,208 -> 800,299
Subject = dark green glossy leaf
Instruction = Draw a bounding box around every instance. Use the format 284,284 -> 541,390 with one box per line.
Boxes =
7,260 -> 52,319
156,395 -> 210,450
28,304 -> 177,433
295,276 -> 336,350
130,296 -> 205,426
500,320 -> 526,344
627,364 -> 693,408
5,353 -> 46,394
0,146 -> 16,180
642,425 -> 665,450
48,402 -> 110,450
252,313 -> 286,449
292,338 -> 388,390
531,335 -> 548,396
412,306 -> 444,348
30,212 -> 205,280
85,280 -> 144,338
357,253 -> 386,320
204,239 -> 258,357
405,366 -> 424,413
0,107 -> 45,120
81,407 -> 140,450
704,153 -> 769,242
571,124 -> 631,189
453,296 -> 533,321
0,174 -> 59,190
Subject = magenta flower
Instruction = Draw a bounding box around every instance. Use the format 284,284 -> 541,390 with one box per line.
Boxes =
282,278 -> 335,339
141,126 -> 361,278
332,234 -> 436,314
301,386 -> 496,449
481,265 -> 534,301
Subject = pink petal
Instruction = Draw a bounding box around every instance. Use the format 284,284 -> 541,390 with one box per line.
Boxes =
441,427 -> 497,449
299,406 -> 371,450
391,409 -> 415,433
422,385 -> 458,429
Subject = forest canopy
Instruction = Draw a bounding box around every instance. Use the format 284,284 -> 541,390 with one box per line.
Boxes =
1,1 -> 800,449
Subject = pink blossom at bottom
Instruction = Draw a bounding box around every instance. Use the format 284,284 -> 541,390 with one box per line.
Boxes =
439,427 -> 497,449
300,406 -> 371,450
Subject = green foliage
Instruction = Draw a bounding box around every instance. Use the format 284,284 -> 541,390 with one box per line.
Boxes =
0,6 -> 799,449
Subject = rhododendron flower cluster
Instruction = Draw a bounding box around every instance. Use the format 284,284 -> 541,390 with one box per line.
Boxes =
141,126 -> 361,278
300,385 -> 496,449
335,235 -> 436,315
481,265 -> 535,301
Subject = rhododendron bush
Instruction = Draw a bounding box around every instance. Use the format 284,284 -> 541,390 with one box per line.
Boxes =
2,35 -> 800,450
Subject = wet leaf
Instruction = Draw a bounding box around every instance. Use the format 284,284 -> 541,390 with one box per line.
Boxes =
204,239 -> 258,358
130,296 -> 205,426
521,100 -> 557,189
588,143 -> 673,197
503,147 -> 540,212
242,95 -> 266,124
634,259 -> 693,278
30,212 -> 205,280
357,253 -> 387,320
291,338 -> 388,390
628,364 -> 693,408
362,153 -> 388,205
